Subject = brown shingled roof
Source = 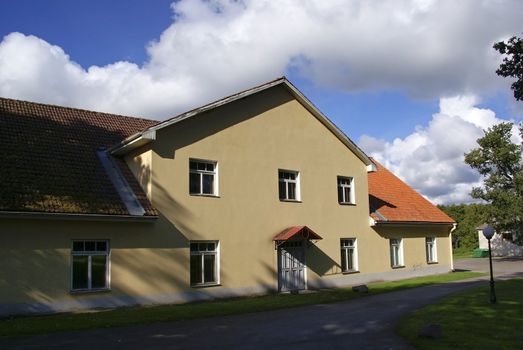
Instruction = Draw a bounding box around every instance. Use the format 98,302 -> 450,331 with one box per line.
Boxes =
368,159 -> 454,224
0,97 -> 159,216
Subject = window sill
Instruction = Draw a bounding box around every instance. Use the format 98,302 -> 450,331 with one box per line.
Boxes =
279,199 -> 302,203
339,202 -> 356,206
190,193 -> 220,198
191,283 -> 221,288
427,261 -> 439,265
391,265 -> 405,269
70,288 -> 111,295
342,270 -> 360,275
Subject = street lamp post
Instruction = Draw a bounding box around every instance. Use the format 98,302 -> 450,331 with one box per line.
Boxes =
482,226 -> 497,304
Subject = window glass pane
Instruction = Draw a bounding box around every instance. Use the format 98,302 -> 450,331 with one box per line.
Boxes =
279,181 -> 286,199
207,242 -> 215,251
341,249 -> 347,271
288,182 -> 296,200
289,172 -> 296,180
72,256 -> 89,290
198,243 -> 207,251
190,255 -> 203,284
202,174 -> 214,194
206,163 -> 214,172
85,241 -> 95,251
278,171 -> 284,180
96,241 -> 107,252
344,187 -> 351,203
197,162 -> 206,171
347,249 -> 354,270
338,186 -> 344,203
190,173 -> 201,194
91,255 -> 107,289
190,243 -> 198,252
203,254 -> 216,283
72,241 -> 84,252
190,161 -> 197,170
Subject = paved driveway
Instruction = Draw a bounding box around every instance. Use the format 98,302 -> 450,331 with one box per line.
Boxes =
2,258 -> 522,350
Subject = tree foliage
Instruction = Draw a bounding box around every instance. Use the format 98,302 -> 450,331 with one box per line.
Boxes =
464,122 -> 523,239
438,203 -> 488,249
494,35 -> 523,101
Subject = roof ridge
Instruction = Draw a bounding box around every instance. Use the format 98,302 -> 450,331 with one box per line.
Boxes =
0,96 -> 160,124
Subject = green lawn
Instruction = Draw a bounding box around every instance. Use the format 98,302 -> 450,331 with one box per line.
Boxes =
397,277 -> 523,350
453,247 -> 475,260
0,271 -> 483,339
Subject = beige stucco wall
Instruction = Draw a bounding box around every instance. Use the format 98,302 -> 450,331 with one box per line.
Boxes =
0,85 -> 453,315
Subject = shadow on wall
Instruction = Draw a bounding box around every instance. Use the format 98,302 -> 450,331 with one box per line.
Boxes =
307,243 -> 341,277
154,86 -> 295,160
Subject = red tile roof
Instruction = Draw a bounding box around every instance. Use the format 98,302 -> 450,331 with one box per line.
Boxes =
368,159 -> 454,224
273,226 -> 323,241
0,97 -> 159,216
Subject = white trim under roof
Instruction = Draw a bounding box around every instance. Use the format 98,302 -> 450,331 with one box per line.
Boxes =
109,77 -> 373,169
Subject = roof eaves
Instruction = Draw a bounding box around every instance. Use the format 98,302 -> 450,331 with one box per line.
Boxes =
0,211 -> 158,222
374,220 -> 455,226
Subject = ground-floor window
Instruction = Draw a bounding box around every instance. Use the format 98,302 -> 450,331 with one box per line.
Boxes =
71,240 -> 110,291
340,238 -> 358,272
190,241 -> 219,286
390,238 -> 404,267
426,237 -> 437,263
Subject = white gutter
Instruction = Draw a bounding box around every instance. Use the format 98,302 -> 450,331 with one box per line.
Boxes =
450,223 -> 457,271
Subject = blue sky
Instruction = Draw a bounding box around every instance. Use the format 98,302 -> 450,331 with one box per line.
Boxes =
0,0 -> 522,204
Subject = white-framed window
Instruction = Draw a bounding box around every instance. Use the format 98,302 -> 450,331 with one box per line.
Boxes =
279,170 -> 300,201
337,176 -> 355,204
426,237 -> 437,263
189,159 -> 218,196
71,240 -> 110,291
190,241 -> 220,286
340,238 -> 358,272
390,238 -> 404,268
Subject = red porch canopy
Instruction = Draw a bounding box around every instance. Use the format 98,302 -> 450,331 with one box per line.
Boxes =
273,226 -> 323,241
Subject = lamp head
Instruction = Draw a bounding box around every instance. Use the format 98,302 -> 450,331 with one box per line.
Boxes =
482,226 -> 495,240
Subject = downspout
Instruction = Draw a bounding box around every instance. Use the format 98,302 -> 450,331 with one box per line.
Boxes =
449,223 -> 457,271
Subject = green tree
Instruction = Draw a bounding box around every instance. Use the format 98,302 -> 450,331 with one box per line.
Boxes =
494,35 -> 523,101
464,122 -> 523,241
438,203 -> 488,249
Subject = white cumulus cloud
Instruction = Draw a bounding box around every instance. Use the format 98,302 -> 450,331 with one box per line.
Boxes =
359,95 -> 520,204
1,0 -> 522,117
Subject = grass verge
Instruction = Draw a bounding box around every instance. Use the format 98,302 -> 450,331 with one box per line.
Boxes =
396,277 -> 523,350
0,271 -> 484,339
452,247 -> 475,260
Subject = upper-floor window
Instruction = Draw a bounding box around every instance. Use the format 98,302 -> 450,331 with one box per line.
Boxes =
190,159 -> 218,196
71,240 -> 110,292
338,176 -> 355,204
279,170 -> 300,201
426,237 -> 437,263
390,238 -> 404,268
340,238 -> 358,272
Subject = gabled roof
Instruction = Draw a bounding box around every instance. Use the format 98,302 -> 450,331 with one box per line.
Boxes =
368,159 -> 454,225
273,226 -> 323,241
0,97 -> 158,218
110,77 -> 374,170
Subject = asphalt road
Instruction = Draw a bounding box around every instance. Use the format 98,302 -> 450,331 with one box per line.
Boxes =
2,258 -> 522,350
